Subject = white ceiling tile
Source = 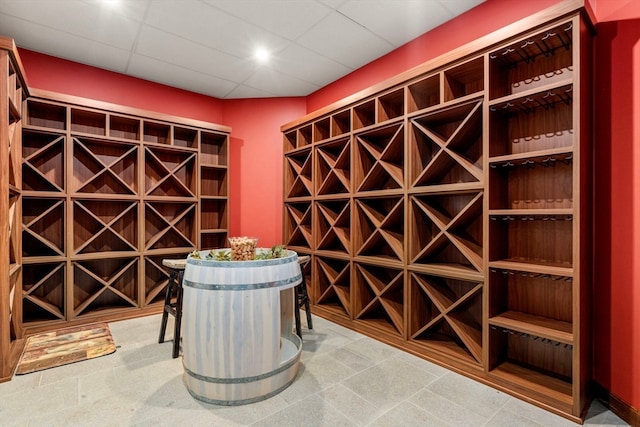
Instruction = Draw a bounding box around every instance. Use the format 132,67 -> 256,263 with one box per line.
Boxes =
296,11 -> 394,69
269,43 -> 353,87
0,0 -> 485,98
128,54 -> 238,97
0,15 -> 131,72
144,0 -> 289,58
243,67 -> 320,96
202,0 -> 332,41
134,25 -> 258,82
440,0 -> 486,15
224,84 -> 278,99
338,0 -> 453,46
0,0 -> 141,50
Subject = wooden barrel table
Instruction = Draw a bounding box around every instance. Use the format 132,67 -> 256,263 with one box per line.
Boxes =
181,249 -> 303,405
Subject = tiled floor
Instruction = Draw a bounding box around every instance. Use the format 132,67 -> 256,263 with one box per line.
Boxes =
0,314 -> 629,426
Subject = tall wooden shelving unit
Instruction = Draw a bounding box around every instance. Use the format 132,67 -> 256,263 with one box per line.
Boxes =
282,3 -> 592,422
0,37 -> 28,381
18,89 -> 230,335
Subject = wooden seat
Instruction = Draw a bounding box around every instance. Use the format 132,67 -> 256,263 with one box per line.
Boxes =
294,255 -> 313,339
158,258 -> 186,358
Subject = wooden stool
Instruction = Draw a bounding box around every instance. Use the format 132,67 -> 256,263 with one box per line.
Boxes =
294,255 -> 313,339
158,258 -> 186,358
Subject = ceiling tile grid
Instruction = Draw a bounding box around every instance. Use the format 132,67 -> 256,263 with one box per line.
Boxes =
0,0 -> 484,98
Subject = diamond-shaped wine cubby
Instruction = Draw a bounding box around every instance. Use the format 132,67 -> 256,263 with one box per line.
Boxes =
73,199 -> 138,255
315,199 -> 350,255
145,202 -> 196,251
145,146 -> 196,197
354,195 -> 404,262
315,138 -> 351,195
353,262 -> 404,336
144,254 -> 190,305
22,262 -> 65,323
354,123 -> 404,192
22,197 -> 65,258
409,191 -> 483,277
315,256 -> 351,318
284,201 -> 313,250
22,130 -> 65,193
409,100 -> 483,189
72,137 -> 138,195
72,257 -> 138,317
409,271 -> 483,364
284,148 -> 313,198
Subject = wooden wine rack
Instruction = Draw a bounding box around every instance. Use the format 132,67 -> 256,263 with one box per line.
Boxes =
18,91 -> 230,332
0,37 -> 28,381
282,7 -> 592,422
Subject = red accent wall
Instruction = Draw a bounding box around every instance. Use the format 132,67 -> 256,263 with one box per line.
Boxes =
592,0 -> 640,412
19,50 -> 224,124
222,98 -> 306,247
12,0 -> 640,413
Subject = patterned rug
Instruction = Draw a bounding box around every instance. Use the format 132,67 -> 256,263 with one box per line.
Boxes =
16,323 -> 116,375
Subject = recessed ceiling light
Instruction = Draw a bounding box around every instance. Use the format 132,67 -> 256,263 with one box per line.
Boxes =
254,48 -> 270,63
101,0 -> 120,8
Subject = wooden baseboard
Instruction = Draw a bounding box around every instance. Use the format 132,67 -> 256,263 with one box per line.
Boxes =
592,381 -> 640,427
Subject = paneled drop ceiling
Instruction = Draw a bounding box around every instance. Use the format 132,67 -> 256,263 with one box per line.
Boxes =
0,0 -> 485,99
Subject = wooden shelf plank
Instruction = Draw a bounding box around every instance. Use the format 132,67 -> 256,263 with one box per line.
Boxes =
489,310 -> 573,344
488,259 -> 573,277
489,362 -> 573,407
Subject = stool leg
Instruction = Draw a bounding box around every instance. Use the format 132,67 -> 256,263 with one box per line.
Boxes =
303,285 -> 313,330
172,270 -> 184,358
294,286 -> 302,339
158,269 -> 175,344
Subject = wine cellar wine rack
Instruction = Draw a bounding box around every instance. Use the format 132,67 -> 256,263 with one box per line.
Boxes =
17,90 -> 230,333
1,37 -> 27,380
282,9 -> 592,422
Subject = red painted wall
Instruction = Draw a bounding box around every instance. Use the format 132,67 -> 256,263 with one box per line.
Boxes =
222,98 -> 306,247
12,0 -> 640,414
19,49 -> 224,124
591,0 -> 640,413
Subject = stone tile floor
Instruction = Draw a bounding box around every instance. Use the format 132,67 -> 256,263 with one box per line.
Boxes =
0,314 -> 629,426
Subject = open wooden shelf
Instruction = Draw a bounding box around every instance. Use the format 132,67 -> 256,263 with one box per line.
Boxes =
285,148 -> 313,198
408,74 -> 440,113
22,130 -> 65,192
74,199 -> 138,255
71,108 -> 106,136
145,146 -> 196,197
22,197 -> 65,258
143,121 -> 170,144
174,126 -> 198,149
73,137 -> 138,195
315,138 -> 351,196
409,100 -> 483,189
443,56 -> 484,102
109,115 -> 140,141
25,99 -> 66,130
200,131 -> 228,166
409,271 -> 483,363
72,257 -> 138,317
354,123 -> 404,192
409,191 -> 483,276
22,262 -> 66,323
314,255 -> 351,318
315,199 -> 351,255
353,262 -> 404,337
145,201 -> 196,251
353,195 -> 404,263
284,201 -> 313,250
201,166 -> 228,197
201,199 -> 227,231
281,10 -> 592,422
489,21 -> 573,100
